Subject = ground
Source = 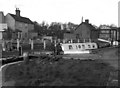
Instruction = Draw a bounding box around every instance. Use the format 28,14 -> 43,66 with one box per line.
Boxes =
1,46 -> 119,86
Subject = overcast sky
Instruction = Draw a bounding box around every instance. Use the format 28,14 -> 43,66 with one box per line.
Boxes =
0,0 -> 119,26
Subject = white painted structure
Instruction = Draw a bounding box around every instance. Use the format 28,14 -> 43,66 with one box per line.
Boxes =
0,24 -> 7,40
61,42 -> 97,54
98,38 -> 111,44
113,41 -> 119,46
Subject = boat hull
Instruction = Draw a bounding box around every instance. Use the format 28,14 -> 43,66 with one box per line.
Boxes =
61,42 -> 97,54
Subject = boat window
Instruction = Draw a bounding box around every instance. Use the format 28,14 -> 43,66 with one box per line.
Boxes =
88,45 -> 91,48
93,45 -> 95,48
69,45 -> 73,49
82,45 -> 85,48
78,45 -> 81,49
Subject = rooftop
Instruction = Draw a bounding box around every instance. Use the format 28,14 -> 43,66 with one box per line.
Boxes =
9,13 -> 33,24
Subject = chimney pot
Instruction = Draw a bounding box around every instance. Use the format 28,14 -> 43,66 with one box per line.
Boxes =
85,19 -> 89,24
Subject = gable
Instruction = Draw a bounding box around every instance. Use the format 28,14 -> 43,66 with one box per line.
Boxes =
74,23 -> 90,34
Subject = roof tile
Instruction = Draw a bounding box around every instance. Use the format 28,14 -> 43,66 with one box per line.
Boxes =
9,13 -> 33,24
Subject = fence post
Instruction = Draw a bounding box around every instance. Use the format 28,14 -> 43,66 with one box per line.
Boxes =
89,39 -> 91,42
54,40 -> 57,55
63,39 -> 65,43
43,40 -> 46,50
2,40 -> 5,51
71,39 -> 73,43
83,39 -> 85,43
17,39 -> 20,51
77,39 -> 80,43
31,39 -> 34,50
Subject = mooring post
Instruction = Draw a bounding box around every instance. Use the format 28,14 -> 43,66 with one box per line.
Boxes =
23,52 -> 29,64
23,52 -> 30,76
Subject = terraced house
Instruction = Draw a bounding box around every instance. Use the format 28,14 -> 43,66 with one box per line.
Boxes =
0,11 -> 7,58
5,8 -> 34,40
74,19 -> 99,42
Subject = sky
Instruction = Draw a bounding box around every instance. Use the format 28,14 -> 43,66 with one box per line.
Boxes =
0,0 -> 119,26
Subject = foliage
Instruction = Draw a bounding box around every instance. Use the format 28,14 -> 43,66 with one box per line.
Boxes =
33,21 -> 78,39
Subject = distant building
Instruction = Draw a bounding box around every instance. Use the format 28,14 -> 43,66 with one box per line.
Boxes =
98,28 -> 118,41
0,12 -> 7,58
74,19 -> 99,42
0,11 -> 5,23
63,19 -> 99,42
5,8 -> 34,40
0,12 -> 7,40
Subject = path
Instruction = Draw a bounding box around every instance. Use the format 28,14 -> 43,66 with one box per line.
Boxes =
0,61 -> 23,86
100,47 -> 119,70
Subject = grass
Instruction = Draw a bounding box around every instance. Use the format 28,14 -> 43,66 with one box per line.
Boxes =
3,56 -> 114,86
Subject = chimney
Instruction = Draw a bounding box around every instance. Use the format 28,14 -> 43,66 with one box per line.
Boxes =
15,8 -> 20,17
0,11 -> 5,23
85,19 -> 89,24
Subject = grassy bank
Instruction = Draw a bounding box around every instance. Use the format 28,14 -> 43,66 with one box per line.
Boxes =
3,56 -> 115,86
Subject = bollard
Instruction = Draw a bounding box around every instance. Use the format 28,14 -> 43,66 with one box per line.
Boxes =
23,52 -> 29,64
23,52 -> 30,76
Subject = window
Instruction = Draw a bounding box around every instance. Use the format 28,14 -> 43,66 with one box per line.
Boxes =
88,45 -> 91,48
78,45 -> 81,49
25,24 -> 28,28
93,45 -> 95,48
69,45 -> 73,49
82,45 -> 85,49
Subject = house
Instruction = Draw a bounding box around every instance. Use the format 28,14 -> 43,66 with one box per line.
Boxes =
0,11 -> 7,58
0,11 -> 5,23
74,19 -> 99,42
28,30 -> 38,39
5,8 -> 34,40
98,28 -> 118,41
0,12 -> 7,40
